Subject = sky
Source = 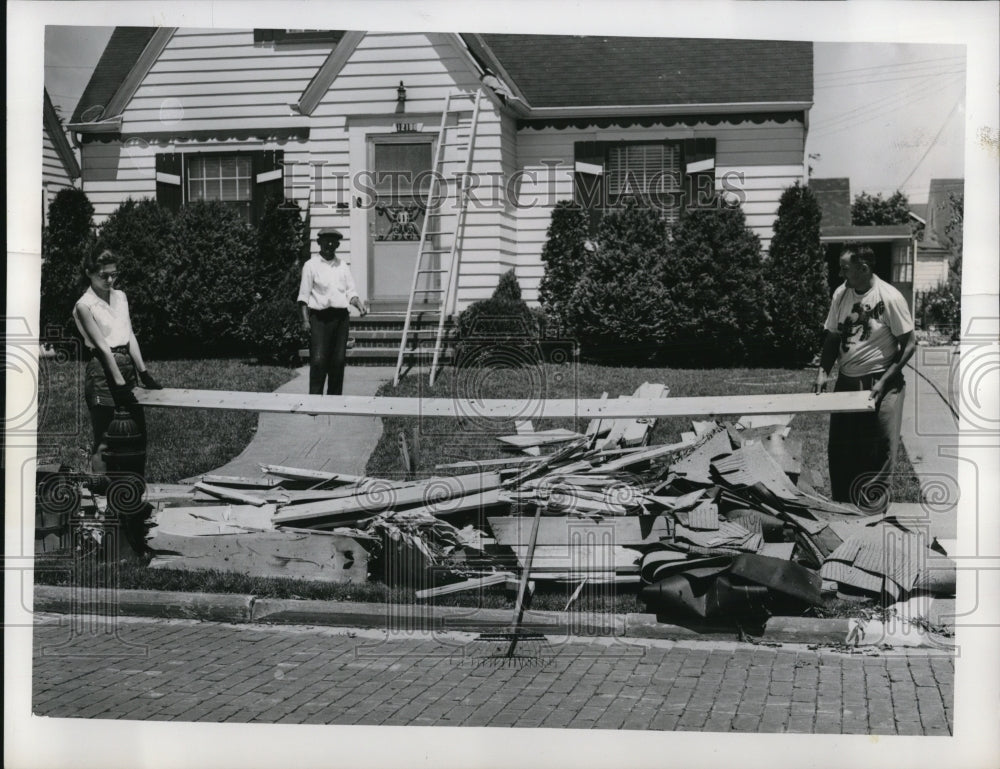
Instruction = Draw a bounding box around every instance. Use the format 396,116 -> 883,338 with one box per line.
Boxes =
44,27 -> 966,206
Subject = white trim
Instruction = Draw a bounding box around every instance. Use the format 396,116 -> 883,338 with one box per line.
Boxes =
155,171 -> 181,185
527,101 -> 812,118
686,158 -> 715,174
574,161 -> 603,176
256,169 -> 282,184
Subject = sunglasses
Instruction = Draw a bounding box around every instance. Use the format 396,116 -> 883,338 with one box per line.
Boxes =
97,271 -> 119,281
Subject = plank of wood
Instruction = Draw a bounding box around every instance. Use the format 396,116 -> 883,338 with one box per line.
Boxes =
148,529 -> 369,583
584,392 -> 609,443
497,429 -> 586,448
515,419 -> 541,457
150,504 -> 276,537
135,388 -> 876,418
489,516 -> 670,547
199,474 -> 282,489
588,439 -> 690,473
506,546 -> 641,573
193,482 -> 267,507
260,465 -> 364,484
273,484 -> 505,528
415,572 -> 514,600
506,505 -> 543,656
620,383 -> 669,447
435,455 -> 547,470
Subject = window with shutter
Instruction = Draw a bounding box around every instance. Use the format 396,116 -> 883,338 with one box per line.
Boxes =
605,142 -> 683,224
155,150 -> 285,224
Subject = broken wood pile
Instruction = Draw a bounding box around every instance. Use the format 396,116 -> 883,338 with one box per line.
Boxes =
143,384 -> 954,623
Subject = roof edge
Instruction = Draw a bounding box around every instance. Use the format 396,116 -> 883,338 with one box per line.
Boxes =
103,27 -> 177,119
292,30 -> 366,116
526,101 -> 812,118
43,89 -> 81,179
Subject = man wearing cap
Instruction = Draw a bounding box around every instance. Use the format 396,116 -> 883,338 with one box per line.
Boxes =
298,228 -> 368,395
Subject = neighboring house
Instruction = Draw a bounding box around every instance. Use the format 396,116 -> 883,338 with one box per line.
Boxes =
42,88 -> 82,223
810,177 -> 916,310
910,178 -> 963,294
67,28 -> 813,311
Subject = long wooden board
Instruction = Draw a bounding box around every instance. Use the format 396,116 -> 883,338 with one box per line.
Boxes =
135,388 -> 875,418
488,515 -> 670,547
271,473 -> 502,526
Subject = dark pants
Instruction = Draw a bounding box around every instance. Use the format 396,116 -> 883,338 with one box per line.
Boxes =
308,307 -> 350,395
84,350 -> 146,474
828,370 -> 905,512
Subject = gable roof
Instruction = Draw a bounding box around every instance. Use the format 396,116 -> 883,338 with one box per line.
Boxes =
470,35 -> 812,109
71,27 -> 158,124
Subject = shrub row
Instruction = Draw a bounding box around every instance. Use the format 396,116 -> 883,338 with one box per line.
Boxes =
41,191 -> 307,363
538,184 -> 828,367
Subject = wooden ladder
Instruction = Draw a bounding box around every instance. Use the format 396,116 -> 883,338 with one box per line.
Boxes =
393,89 -> 482,387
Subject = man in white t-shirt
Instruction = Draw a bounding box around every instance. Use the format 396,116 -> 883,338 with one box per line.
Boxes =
813,246 -> 916,511
298,228 -> 368,395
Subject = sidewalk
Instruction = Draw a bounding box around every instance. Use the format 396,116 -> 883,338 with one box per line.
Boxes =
190,365 -> 395,480
899,346 -> 960,502
31,613 -> 954,733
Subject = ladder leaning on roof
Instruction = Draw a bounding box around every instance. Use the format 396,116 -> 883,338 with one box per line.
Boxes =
393,89 -> 482,387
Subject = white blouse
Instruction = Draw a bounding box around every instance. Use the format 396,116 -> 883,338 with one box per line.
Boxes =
74,287 -> 132,349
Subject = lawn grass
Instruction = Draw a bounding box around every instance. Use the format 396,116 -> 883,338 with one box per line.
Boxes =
36,357 -> 297,483
367,362 -> 922,503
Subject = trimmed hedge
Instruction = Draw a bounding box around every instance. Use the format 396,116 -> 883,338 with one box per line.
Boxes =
455,269 -> 540,367
538,201 -> 591,330
239,199 -> 310,365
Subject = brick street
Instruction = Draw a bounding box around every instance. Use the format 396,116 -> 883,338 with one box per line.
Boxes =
30,613 -> 953,734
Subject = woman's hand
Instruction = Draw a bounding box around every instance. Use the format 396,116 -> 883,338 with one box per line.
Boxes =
139,369 -> 163,389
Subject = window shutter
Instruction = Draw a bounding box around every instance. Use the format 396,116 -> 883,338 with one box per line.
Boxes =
573,141 -> 605,238
683,138 -> 716,211
155,153 -> 182,213
252,150 -> 285,223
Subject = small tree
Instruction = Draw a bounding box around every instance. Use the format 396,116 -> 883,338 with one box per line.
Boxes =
455,269 -> 539,367
766,182 -> 828,365
41,188 -> 95,342
663,206 -> 771,365
538,202 -> 591,329
851,190 -> 911,226
562,203 -> 672,360
240,199 -> 310,364
96,198 -> 176,350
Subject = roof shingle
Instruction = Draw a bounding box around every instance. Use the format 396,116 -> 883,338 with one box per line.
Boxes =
477,35 -> 812,108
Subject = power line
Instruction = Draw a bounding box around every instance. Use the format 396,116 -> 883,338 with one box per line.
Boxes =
809,73 -> 964,139
898,93 -> 964,190
815,54 -> 965,79
815,69 -> 965,90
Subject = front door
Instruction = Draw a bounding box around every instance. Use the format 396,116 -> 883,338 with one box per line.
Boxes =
368,137 -> 435,308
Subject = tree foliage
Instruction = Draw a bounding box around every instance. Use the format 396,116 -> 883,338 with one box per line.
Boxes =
851,190 -> 911,226
41,188 -> 95,342
765,182 -> 828,364
538,202 -> 591,329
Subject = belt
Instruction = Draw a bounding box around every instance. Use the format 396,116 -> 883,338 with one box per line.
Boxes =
110,345 -> 130,354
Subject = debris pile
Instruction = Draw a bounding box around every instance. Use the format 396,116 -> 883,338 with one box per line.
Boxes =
141,383 -> 956,624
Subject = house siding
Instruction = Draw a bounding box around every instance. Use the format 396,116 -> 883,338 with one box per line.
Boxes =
42,125 -> 77,219
90,29 -> 517,309
914,251 -> 949,292
513,121 -> 805,303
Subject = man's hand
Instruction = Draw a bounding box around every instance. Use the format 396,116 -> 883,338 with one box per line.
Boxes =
814,369 -> 833,394
870,378 -> 887,409
138,369 -> 163,390
301,318 -> 311,335
352,297 -> 369,317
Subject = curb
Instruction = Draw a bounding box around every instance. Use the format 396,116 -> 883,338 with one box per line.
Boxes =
32,586 -> 861,645
33,586 -> 252,624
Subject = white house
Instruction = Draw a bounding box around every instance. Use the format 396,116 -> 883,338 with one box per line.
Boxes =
68,29 -> 814,312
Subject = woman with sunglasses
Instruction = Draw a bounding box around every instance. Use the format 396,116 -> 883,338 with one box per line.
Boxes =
73,248 -> 163,473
